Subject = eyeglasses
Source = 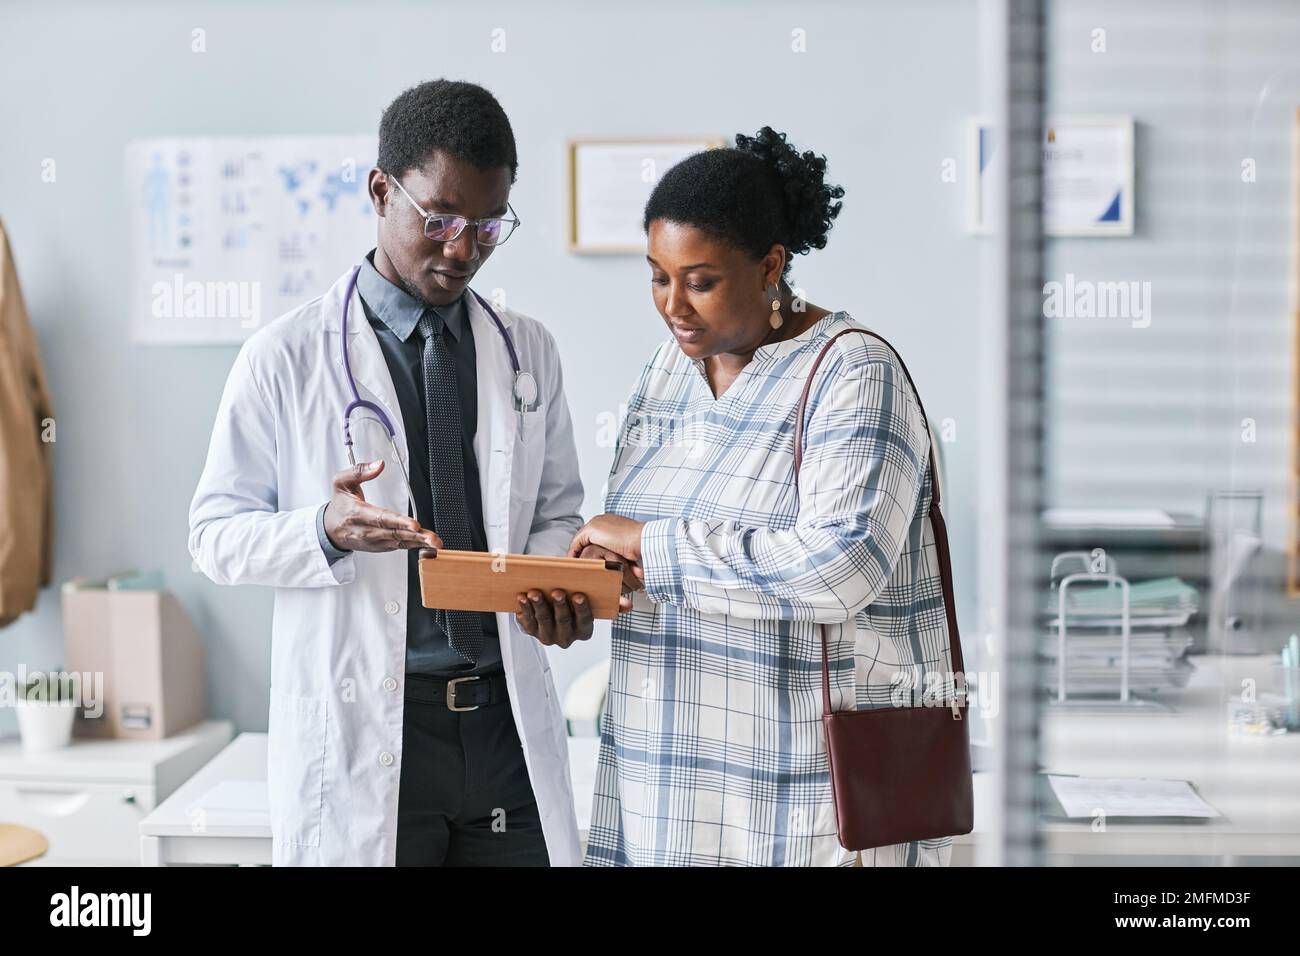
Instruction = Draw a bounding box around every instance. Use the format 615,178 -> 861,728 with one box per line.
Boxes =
385,172 -> 521,246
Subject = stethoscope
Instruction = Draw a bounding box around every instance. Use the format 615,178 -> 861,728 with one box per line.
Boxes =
338,264 -> 540,513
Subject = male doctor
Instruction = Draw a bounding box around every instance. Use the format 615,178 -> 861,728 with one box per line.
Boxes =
189,80 -> 596,866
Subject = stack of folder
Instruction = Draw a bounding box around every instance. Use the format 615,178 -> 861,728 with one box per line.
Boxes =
1046,576 -> 1199,629
1041,576 -> 1200,697
1041,629 -> 1196,694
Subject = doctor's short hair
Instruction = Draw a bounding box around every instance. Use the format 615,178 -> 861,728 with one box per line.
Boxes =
377,79 -> 518,183
643,127 -> 844,278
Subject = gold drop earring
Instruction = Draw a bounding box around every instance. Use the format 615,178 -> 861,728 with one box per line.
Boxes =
768,284 -> 783,330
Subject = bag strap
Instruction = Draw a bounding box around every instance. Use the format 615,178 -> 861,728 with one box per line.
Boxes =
791,327 -> 965,716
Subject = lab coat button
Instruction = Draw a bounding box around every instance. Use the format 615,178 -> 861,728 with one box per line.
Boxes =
379,751 -> 395,767
384,600 -> 400,615
383,677 -> 398,692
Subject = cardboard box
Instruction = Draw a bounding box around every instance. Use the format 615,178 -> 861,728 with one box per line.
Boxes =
62,578 -> 206,740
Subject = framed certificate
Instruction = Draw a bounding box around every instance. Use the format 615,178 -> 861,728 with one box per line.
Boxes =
1289,108 -> 1300,596
568,137 -> 723,254
968,114 -> 1135,236
966,117 -> 1001,236
1042,114 -> 1135,236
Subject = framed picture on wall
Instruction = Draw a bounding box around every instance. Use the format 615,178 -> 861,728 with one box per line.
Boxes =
967,114 -> 1135,236
568,138 -> 723,254
126,135 -> 378,344
1288,107 -> 1300,597
966,117 -> 1002,235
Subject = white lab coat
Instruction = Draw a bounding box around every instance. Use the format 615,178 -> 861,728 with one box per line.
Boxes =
188,266 -> 585,866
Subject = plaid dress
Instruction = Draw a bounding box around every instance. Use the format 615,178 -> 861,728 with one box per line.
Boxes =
583,313 -> 957,867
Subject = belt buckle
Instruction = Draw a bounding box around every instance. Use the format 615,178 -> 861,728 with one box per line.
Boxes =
447,675 -> 481,712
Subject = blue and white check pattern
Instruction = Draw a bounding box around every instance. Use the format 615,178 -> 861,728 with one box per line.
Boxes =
584,313 -> 956,867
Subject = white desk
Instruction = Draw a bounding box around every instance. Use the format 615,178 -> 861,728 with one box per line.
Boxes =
140,734 -> 604,866
142,655 -> 1299,865
139,732 -> 271,865
0,720 -> 232,865
953,654 -> 1300,864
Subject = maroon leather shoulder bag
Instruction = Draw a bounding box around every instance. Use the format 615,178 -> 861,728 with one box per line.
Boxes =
792,326 -> 974,851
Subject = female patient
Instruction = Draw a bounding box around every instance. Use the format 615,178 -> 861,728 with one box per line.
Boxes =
564,128 -> 955,866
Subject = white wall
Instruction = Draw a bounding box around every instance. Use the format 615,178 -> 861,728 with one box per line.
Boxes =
0,0 -> 988,734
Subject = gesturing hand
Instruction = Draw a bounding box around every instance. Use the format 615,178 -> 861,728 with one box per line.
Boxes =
322,460 -> 441,553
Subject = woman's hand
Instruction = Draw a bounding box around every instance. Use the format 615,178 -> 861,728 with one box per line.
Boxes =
569,514 -> 646,565
578,544 -> 645,595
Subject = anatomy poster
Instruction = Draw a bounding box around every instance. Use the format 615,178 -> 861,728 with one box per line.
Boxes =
127,136 -> 377,344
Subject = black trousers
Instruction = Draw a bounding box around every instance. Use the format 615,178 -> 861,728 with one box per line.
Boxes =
395,673 -> 550,866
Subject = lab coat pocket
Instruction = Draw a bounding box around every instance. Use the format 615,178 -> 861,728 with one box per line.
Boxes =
267,690 -> 328,848
514,404 -> 545,445
510,407 -> 547,505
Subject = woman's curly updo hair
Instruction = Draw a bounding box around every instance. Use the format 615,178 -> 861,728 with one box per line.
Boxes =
643,126 -> 845,278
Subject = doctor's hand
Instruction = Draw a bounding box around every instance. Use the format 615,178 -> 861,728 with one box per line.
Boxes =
515,589 -> 594,649
322,460 -> 441,553
515,586 -> 634,649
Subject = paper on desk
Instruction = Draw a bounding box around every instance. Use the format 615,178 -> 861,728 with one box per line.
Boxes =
1046,775 -> 1221,819
1042,508 -> 1176,528
187,780 -> 268,814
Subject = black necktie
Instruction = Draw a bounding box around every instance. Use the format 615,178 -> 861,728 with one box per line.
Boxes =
416,309 -> 482,665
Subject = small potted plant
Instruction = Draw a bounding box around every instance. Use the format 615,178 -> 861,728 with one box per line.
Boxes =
14,671 -> 80,753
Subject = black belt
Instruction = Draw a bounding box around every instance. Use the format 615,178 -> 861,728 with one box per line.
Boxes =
403,670 -> 509,711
